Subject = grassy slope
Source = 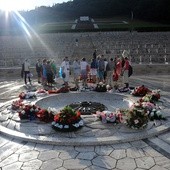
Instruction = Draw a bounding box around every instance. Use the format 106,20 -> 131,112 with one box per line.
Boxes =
36,18 -> 170,33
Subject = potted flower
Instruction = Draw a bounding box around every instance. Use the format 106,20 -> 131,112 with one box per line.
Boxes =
52,106 -> 84,132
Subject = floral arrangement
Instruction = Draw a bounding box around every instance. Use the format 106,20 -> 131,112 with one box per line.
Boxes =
52,106 -> 83,132
48,86 -> 69,94
87,78 -> 96,84
95,82 -> 107,92
150,90 -> 161,101
36,109 -> 54,123
125,103 -> 149,129
36,89 -> 48,97
141,102 -> 156,112
139,90 -> 160,103
117,87 -> 130,93
18,104 -> 40,120
17,103 -> 54,122
96,110 -> 123,124
36,89 -> 47,93
12,99 -> 23,110
19,92 -> 36,99
131,85 -> 151,96
125,91 -> 165,129
14,86 -> 165,131
141,102 -> 165,121
149,109 -> 166,121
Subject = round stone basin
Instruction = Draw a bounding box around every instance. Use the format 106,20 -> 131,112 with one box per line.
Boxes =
35,92 -> 133,112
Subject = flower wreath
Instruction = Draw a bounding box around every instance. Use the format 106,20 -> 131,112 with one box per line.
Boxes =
96,110 -> 123,124
125,104 -> 149,129
17,103 -> 54,122
52,106 -> 84,132
18,104 -> 40,120
131,85 -> 151,97
95,82 -> 107,92
19,92 -> 36,99
139,90 -> 160,103
12,99 -> 24,110
48,86 -> 69,94
36,109 -> 54,123
125,89 -> 164,129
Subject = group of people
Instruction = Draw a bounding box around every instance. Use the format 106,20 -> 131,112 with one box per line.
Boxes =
21,58 -> 57,86
21,49 -> 131,90
61,50 -> 131,90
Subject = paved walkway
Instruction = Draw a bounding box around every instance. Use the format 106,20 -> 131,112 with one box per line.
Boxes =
0,75 -> 170,170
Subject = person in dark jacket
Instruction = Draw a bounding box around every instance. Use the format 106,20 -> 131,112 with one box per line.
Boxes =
46,60 -> 54,86
90,58 -> 98,83
36,59 -> 42,83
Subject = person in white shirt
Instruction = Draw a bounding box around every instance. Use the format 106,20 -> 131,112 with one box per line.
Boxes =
21,59 -> 31,84
73,58 -> 80,89
80,57 -> 89,88
61,57 -> 70,86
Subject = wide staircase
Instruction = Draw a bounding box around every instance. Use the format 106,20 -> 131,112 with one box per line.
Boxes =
0,32 -> 169,67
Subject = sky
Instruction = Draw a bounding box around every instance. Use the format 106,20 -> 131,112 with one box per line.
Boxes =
0,0 -> 70,11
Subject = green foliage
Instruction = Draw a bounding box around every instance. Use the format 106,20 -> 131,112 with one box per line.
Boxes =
0,0 -> 169,34
61,106 -> 76,116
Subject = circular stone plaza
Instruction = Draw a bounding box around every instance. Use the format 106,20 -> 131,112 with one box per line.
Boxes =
0,31 -> 170,170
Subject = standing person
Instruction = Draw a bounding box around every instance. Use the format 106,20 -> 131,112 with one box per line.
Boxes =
21,59 -> 31,85
103,58 -> 108,83
73,58 -> 81,89
90,58 -> 98,83
41,59 -> 47,86
46,60 -> 54,87
93,49 -> 97,59
36,59 -> 42,84
115,56 -> 125,88
122,56 -> 130,89
80,57 -> 89,88
97,55 -> 105,82
61,57 -> 70,86
107,58 -> 116,88
51,60 -> 57,80
75,38 -> 79,47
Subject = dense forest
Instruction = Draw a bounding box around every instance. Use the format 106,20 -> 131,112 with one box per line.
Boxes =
20,0 -> 170,24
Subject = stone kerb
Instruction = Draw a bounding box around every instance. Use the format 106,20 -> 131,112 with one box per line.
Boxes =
0,92 -> 169,146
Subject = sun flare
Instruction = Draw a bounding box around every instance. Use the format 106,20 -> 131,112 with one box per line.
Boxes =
0,0 -> 32,11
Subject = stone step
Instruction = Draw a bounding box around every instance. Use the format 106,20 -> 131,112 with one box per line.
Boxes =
158,132 -> 170,145
146,136 -> 170,159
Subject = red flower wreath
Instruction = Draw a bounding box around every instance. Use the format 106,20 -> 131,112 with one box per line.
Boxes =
36,109 -> 54,123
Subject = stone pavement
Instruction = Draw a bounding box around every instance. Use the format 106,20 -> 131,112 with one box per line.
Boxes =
0,134 -> 170,170
0,75 -> 170,169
